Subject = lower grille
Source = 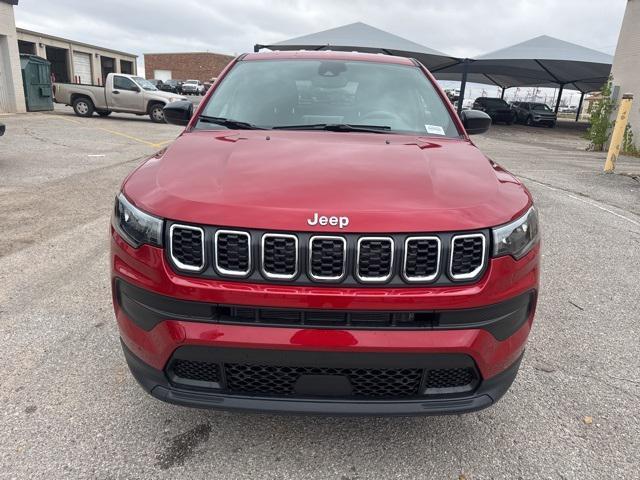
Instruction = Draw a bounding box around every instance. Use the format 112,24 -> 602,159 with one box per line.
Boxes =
171,359 -> 220,383
167,359 -> 479,398
424,368 -> 477,391
225,363 -> 423,398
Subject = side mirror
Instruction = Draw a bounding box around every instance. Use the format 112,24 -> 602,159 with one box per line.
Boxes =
0,123 -> 5,136
164,100 -> 193,126
132,86 -> 141,93
461,109 -> 491,135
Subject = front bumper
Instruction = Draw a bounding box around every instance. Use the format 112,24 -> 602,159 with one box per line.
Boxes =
123,340 -> 524,415
111,228 -> 539,414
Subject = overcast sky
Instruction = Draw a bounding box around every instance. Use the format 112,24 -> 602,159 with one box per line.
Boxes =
15,0 -> 627,57
13,0 -> 628,100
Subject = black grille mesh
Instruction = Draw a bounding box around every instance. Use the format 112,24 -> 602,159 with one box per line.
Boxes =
216,232 -> 250,273
405,238 -> 439,279
451,236 -> 485,276
168,360 -> 479,397
424,368 -> 477,390
172,359 -> 220,383
224,364 -> 423,398
171,227 -> 203,268
358,239 -> 393,279
263,236 -> 297,277
310,238 -> 345,278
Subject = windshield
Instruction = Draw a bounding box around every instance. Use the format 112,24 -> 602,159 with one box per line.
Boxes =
482,98 -> 509,108
198,59 -> 460,137
134,77 -> 158,91
186,80 -> 198,84
531,104 -> 551,111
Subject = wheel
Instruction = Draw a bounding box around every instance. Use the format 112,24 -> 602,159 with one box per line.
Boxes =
526,115 -> 534,126
149,103 -> 166,123
548,122 -> 556,128
72,97 -> 94,117
96,110 -> 112,117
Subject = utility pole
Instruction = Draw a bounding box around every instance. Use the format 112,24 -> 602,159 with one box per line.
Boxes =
604,93 -> 634,173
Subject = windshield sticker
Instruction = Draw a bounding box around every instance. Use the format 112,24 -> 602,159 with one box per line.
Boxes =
425,125 -> 445,135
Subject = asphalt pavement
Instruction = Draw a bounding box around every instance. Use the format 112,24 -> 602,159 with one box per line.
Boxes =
0,107 -> 638,479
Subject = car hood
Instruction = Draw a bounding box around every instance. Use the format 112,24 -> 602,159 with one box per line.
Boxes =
153,90 -> 183,100
123,130 -> 531,233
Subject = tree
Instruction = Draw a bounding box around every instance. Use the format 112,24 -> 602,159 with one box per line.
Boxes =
586,77 -> 616,151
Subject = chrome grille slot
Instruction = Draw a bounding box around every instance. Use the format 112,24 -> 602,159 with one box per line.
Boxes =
261,234 -> 298,279
169,224 -> 205,271
449,233 -> 486,280
403,236 -> 440,282
308,236 -> 346,281
356,237 -> 394,282
215,230 -> 251,276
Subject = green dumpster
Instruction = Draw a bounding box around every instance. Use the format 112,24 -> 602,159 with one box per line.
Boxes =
20,54 -> 54,112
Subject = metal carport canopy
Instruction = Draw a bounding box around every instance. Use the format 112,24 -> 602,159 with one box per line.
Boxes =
255,22 -> 460,72
435,35 -> 613,93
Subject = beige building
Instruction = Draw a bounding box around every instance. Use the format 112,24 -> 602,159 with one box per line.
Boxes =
0,0 -> 25,113
16,28 -> 137,85
0,0 -> 138,113
611,0 -> 640,140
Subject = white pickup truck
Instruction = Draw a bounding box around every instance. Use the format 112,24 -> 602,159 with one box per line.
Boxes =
54,73 -> 188,123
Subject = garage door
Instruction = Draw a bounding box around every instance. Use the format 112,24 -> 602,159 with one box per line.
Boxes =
154,69 -> 172,81
73,52 -> 92,85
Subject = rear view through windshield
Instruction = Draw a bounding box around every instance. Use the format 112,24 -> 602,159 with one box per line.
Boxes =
199,59 -> 460,137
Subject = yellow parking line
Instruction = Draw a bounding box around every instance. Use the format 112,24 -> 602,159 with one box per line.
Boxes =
45,114 -> 175,148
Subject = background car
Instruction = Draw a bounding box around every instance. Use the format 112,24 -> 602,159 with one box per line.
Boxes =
148,79 -> 164,89
159,79 -> 182,94
0,122 -> 5,136
512,102 -> 557,127
181,79 -> 205,95
472,97 -> 516,124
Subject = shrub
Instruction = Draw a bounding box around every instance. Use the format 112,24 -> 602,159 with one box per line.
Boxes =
586,78 -> 616,151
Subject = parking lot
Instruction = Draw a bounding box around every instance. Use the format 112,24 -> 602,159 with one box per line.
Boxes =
1,107 -> 639,479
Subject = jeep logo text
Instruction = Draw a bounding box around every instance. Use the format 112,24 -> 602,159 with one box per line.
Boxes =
307,212 -> 349,229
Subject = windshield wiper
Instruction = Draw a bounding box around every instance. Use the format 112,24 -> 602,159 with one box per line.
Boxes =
198,115 -> 266,130
273,123 -> 392,134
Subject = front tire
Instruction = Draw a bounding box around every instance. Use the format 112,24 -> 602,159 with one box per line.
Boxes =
149,103 -> 165,123
72,97 -> 94,117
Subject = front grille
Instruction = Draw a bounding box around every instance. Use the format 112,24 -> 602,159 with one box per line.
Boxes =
171,359 -> 220,383
169,225 -> 204,271
262,234 -> 298,279
403,237 -> 440,282
450,234 -> 486,280
357,237 -> 394,282
224,363 -> 423,398
309,236 -> 346,280
215,230 -> 251,276
166,222 -> 489,285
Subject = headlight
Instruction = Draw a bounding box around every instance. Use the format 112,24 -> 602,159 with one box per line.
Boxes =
492,206 -> 539,259
113,193 -> 163,248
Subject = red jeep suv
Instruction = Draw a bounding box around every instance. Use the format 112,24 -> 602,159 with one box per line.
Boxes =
111,51 -> 540,415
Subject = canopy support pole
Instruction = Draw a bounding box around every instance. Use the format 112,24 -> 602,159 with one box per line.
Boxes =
554,84 -> 565,114
457,59 -> 470,116
501,87 -> 507,99
576,92 -> 585,121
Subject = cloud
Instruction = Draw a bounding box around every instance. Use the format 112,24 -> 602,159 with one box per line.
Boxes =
13,0 -> 626,100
